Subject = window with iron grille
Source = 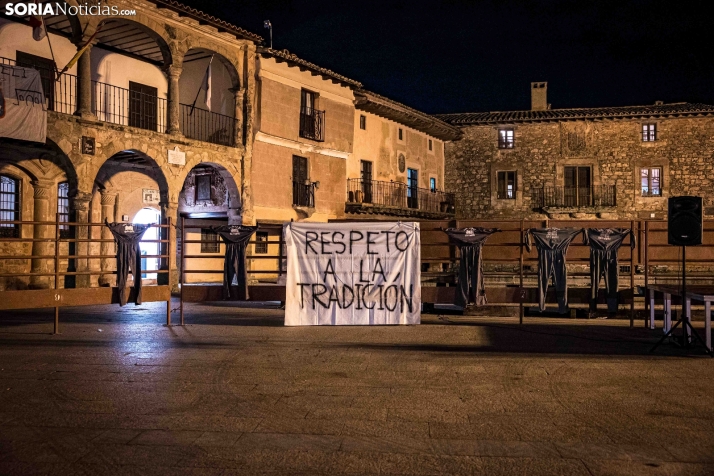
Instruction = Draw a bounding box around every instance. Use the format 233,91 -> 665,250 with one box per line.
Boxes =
359,115 -> 366,130
255,231 -> 268,254
497,171 -> 516,199
200,228 -> 220,253
57,181 -> 70,238
642,123 -> 657,142
641,167 -> 662,196
498,129 -> 514,149
0,175 -> 20,238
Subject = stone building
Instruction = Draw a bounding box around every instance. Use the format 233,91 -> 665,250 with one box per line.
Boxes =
438,82 -> 714,220
0,0 -> 459,289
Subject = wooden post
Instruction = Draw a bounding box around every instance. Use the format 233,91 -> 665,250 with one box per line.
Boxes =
180,215 -> 185,326
53,213 -> 60,334
519,219 -> 524,325
630,220 -> 635,327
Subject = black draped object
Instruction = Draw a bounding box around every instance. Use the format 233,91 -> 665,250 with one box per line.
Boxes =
105,221 -> 151,306
212,225 -> 258,300
584,228 -> 636,313
445,227 -> 500,307
525,228 -> 584,313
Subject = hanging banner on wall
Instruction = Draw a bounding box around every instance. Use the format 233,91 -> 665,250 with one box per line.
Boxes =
284,222 -> 421,326
0,65 -> 46,143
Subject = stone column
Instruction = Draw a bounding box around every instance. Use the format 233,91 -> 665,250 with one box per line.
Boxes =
99,191 -> 116,286
71,194 -> 92,288
230,87 -> 245,146
160,201 -> 179,291
74,42 -> 96,119
29,181 -> 53,289
165,65 -> 182,135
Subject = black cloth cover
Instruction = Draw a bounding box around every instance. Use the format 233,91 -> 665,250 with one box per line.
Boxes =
584,228 -> 636,313
105,221 -> 151,306
525,228 -> 584,313
445,227 -> 500,307
212,225 -> 258,300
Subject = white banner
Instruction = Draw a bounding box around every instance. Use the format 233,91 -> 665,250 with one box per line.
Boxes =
0,65 -> 47,143
284,222 -> 421,326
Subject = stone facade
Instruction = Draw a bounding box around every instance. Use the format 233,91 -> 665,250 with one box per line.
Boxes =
441,102 -> 714,220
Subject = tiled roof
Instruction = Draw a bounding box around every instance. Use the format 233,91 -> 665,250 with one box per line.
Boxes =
258,48 -> 363,88
435,103 -> 714,125
149,0 -> 264,43
355,90 -> 462,141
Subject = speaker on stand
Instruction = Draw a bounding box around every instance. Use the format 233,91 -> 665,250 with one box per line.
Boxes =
652,196 -> 712,355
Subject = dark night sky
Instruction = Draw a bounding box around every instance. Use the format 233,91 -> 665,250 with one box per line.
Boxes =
188,0 -> 712,115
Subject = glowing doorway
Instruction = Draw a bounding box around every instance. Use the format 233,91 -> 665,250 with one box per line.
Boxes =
133,207 -> 161,281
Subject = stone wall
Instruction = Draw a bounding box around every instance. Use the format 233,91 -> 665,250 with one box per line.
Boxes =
445,116 -> 714,220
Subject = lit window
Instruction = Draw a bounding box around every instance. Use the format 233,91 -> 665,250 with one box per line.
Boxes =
57,181 -> 70,238
359,115 -> 366,130
497,171 -> 516,199
255,231 -> 268,254
641,167 -> 662,196
498,129 -> 514,149
0,175 -> 20,238
430,177 -> 436,192
200,228 -> 220,253
642,123 -> 657,142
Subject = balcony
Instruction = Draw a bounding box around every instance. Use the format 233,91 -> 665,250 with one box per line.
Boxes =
1,57 -> 237,147
532,185 -> 617,209
293,181 -> 316,209
346,178 -> 455,219
299,107 -> 325,142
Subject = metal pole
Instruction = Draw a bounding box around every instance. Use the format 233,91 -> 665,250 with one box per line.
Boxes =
180,215 -> 185,326
630,220 -> 635,327
53,212 -> 60,334
519,219 -> 524,325
644,220 -> 649,328
682,245 -> 688,344
166,217 -> 171,326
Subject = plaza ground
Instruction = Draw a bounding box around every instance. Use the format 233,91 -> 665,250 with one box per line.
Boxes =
0,302 -> 713,475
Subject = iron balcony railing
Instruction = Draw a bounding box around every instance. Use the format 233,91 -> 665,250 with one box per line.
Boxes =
92,80 -> 167,133
347,178 -> 455,215
532,185 -> 617,208
180,104 -> 236,147
1,56 -> 77,114
299,107 -> 325,142
293,181 -> 315,208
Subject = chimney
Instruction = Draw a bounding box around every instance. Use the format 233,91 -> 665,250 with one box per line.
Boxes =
531,82 -> 548,111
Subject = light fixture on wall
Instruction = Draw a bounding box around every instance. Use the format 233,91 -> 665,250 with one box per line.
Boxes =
263,20 -> 272,49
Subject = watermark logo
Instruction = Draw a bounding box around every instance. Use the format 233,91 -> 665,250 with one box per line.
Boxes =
5,1 -> 136,17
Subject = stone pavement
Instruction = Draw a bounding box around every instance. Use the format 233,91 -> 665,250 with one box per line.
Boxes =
0,301 -> 713,475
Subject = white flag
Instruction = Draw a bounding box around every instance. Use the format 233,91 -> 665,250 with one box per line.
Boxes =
29,16 -> 46,41
200,61 -> 212,111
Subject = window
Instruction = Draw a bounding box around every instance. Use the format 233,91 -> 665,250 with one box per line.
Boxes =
359,115 -> 366,130
497,171 -> 516,199
0,175 -> 20,238
292,155 -> 311,206
564,166 -> 592,206
200,228 -> 220,253
195,174 -> 212,202
428,139 -> 433,151
498,129 -> 514,149
299,89 -> 323,141
642,123 -> 657,142
57,181 -> 69,238
398,128 -> 403,141
407,168 -> 419,209
360,160 -> 373,203
430,177 -> 437,192
16,51 -> 55,110
641,167 -> 662,196
255,231 -> 268,254
128,81 -> 158,131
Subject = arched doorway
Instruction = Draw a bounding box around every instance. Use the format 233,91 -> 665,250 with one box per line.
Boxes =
133,207 -> 161,281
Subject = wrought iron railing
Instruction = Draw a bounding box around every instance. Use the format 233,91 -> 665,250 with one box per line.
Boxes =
180,104 -> 236,147
92,80 -> 167,132
293,181 -> 315,208
347,178 -> 455,215
0,56 -> 76,114
299,107 -> 325,142
532,185 -> 617,208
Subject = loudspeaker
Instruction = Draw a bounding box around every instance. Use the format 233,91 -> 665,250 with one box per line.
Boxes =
668,196 -> 703,246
